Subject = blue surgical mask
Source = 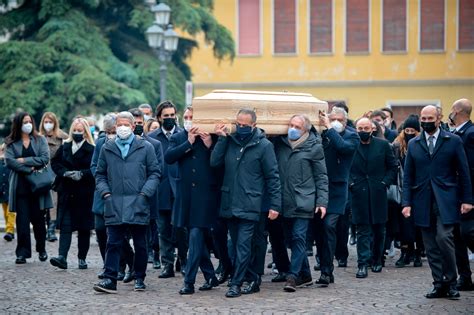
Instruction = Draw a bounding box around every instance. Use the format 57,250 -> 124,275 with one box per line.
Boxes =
90,126 -> 96,134
236,125 -> 252,137
288,127 -> 302,140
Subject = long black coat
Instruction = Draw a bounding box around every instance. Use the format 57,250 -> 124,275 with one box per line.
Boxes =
164,131 -> 219,228
350,137 -> 398,225
455,120 -> 474,221
51,142 -> 95,231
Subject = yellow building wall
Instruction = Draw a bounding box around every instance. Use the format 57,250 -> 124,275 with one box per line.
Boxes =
187,0 -> 474,118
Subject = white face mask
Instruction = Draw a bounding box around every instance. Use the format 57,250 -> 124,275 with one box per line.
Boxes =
116,126 -> 133,140
22,123 -> 33,135
183,120 -> 193,132
44,122 -> 54,132
330,120 -> 345,133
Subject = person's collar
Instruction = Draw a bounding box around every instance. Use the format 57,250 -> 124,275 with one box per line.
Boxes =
455,120 -> 469,132
161,126 -> 175,134
424,127 -> 440,139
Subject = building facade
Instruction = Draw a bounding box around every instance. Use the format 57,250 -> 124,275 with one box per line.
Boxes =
187,0 -> 474,124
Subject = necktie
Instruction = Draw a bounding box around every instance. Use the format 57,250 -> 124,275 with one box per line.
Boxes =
166,132 -> 171,140
428,135 -> 434,155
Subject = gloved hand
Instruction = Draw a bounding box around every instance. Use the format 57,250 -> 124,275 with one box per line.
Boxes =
63,171 -> 75,178
70,171 -> 83,181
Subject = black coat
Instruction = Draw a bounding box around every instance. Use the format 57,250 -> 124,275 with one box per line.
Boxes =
350,137 -> 398,225
143,134 -> 164,219
455,120 -> 474,220
165,131 -> 219,228
51,142 -> 95,231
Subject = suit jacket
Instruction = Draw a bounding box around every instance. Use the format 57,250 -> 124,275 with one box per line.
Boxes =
322,128 -> 359,215
350,137 -> 398,224
455,120 -> 474,220
402,129 -> 472,227
148,127 -> 183,211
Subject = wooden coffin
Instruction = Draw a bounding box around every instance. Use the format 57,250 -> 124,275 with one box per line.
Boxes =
192,90 -> 328,135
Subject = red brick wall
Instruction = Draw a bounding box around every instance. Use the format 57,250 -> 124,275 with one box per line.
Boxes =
310,0 -> 333,53
420,0 -> 445,51
458,0 -> 474,50
346,0 -> 370,53
382,0 -> 407,52
274,0 -> 296,53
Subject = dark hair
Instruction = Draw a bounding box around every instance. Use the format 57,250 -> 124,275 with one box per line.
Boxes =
237,108 -> 257,123
381,107 -> 393,118
370,110 -> 387,120
155,101 -> 176,119
129,108 -> 144,119
5,112 -> 38,145
333,101 -> 349,114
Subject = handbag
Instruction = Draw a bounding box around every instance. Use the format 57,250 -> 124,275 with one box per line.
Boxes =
26,163 -> 54,194
387,166 -> 403,205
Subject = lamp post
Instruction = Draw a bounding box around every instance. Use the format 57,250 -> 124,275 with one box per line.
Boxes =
145,2 -> 179,102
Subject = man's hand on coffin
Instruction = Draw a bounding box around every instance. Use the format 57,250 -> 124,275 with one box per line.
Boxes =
214,124 -> 228,137
187,127 -> 199,144
199,132 -> 213,148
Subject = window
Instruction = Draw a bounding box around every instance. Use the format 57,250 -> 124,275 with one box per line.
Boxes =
273,0 -> 297,54
382,0 -> 407,52
458,0 -> 474,50
345,0 -> 370,53
309,0 -> 333,54
419,0 -> 445,51
238,0 -> 261,55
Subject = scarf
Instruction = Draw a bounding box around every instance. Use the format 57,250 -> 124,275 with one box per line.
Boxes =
289,131 -> 309,150
115,134 -> 135,159
72,140 -> 85,155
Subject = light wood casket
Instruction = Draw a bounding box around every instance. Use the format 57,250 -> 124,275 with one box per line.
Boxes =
192,90 -> 328,135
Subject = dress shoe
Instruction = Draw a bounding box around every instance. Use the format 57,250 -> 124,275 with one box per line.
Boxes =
267,262 -> 274,269
117,271 -> 125,281
159,265 -> 175,278
413,254 -> 423,267
78,259 -> 88,269
271,273 -> 287,283
199,277 -> 219,291
349,234 -> 357,245
123,271 -> 135,283
424,286 -> 446,299
446,286 -> 460,300
216,270 -> 231,284
296,275 -> 313,287
3,233 -> 14,242
337,259 -> 347,268
371,264 -> 383,273
15,256 -> 26,264
134,278 -> 146,291
315,274 -> 330,287
38,251 -> 48,262
284,276 -> 297,292
242,281 -> 260,294
356,266 -> 368,278
225,285 -> 241,298
50,256 -> 67,269
93,278 -> 117,294
179,283 -> 195,295
395,252 -> 409,268
456,277 -> 473,291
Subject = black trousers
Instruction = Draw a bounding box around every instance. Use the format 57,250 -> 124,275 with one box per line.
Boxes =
58,229 -> 90,260
356,223 -> 386,267
454,219 -> 474,281
268,215 -> 290,273
228,217 -> 255,287
320,213 -> 341,276
245,212 -> 268,281
335,207 -> 350,261
157,211 -> 175,266
184,227 -> 215,285
95,214 -> 107,262
212,218 -> 232,274
15,194 -> 46,258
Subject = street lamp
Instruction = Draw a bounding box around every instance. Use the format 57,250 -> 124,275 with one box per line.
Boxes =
145,2 -> 178,102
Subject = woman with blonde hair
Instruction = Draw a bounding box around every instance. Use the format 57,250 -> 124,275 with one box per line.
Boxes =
39,112 -> 68,242
50,118 -> 95,269
144,118 -> 159,134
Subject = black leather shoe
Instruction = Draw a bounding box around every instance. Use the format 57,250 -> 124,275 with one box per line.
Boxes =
337,259 -> 347,268
134,278 -> 146,291
3,233 -> 14,242
123,271 -> 135,283
329,274 -> 334,283
94,278 -> 117,294
296,275 -> 313,287
395,253 -> 408,268
456,277 -> 473,291
446,286 -> 460,300
217,270 -> 231,284
315,274 -> 330,287
179,283 -> 195,295
425,286 -> 446,299
50,256 -> 67,269
199,277 -> 219,291
413,255 -> 423,267
356,266 -> 368,278
159,265 -> 175,278
271,273 -> 287,283
78,259 -> 88,269
242,281 -> 260,294
349,234 -> 357,245
38,251 -> 48,262
371,264 -> 383,273
284,276 -> 297,292
313,262 -> 321,271
225,285 -> 241,298
15,256 -> 26,264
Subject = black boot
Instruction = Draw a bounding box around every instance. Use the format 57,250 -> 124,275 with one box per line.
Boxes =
47,220 -> 58,242
395,248 -> 408,268
413,249 -> 423,267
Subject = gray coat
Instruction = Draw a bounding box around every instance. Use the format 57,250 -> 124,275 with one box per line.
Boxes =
274,132 -> 329,219
5,135 -> 53,212
95,135 -> 161,226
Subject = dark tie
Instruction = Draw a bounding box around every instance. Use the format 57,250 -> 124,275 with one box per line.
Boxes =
166,132 -> 171,140
428,135 -> 434,155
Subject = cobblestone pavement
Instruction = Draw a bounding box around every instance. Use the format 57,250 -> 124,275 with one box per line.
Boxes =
0,233 -> 473,314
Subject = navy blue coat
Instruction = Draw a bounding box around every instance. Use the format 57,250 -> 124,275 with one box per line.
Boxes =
91,136 -> 106,215
148,127 -> 182,211
455,120 -> 474,220
402,129 -> 472,227
164,131 -> 219,228
384,128 -> 398,143
322,128 -> 359,215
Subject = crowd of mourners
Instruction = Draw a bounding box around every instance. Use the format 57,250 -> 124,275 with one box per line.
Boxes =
1,98 -> 473,300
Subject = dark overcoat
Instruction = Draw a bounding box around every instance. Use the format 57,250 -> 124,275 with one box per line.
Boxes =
143,134 -> 164,220
164,131 -> 219,228
455,120 -> 474,220
350,136 -> 398,225
51,142 -> 95,231
402,130 -> 472,227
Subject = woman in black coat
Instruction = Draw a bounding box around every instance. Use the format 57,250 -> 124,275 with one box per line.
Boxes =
50,118 -> 95,270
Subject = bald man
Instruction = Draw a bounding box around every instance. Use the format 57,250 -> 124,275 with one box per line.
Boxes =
402,105 -> 472,299
449,98 -> 474,291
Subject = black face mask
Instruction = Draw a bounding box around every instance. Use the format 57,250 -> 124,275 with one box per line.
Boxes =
72,133 -> 84,143
162,118 -> 175,131
404,133 -> 416,143
358,131 -> 372,142
421,121 -> 437,134
134,124 -> 144,135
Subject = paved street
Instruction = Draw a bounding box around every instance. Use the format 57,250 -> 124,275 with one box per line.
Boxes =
0,232 -> 473,314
